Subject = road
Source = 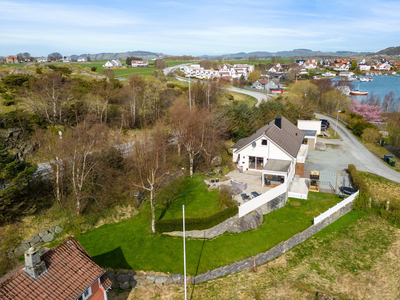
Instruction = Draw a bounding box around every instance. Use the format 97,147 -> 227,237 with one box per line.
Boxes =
315,113 -> 400,183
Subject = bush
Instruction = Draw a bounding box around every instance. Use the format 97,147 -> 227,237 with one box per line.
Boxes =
155,206 -> 238,233
348,117 -> 376,137
348,164 -> 370,195
2,99 -> 15,106
91,66 -> 97,72
361,128 -> 381,143
218,186 -> 236,209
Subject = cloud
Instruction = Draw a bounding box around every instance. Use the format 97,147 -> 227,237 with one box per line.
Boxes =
0,1 -> 140,27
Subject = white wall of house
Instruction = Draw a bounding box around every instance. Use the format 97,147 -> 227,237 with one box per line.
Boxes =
297,120 -> 321,135
234,135 -> 292,171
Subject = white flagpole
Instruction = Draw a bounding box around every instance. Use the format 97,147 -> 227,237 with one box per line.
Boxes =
183,205 -> 187,300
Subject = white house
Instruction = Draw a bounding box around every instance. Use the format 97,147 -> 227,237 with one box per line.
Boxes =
374,63 -> 391,71
333,63 -> 349,71
77,57 -> 87,62
131,60 -> 149,67
358,64 -> 371,71
231,116 -> 307,191
103,59 -> 122,68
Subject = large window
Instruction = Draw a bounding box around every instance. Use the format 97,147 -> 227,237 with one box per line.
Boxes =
249,156 -> 264,170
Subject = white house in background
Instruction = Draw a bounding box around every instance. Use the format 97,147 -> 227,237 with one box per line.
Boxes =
303,60 -> 317,69
62,56 -> 71,63
231,116 -> 307,191
77,57 -> 87,62
103,59 -> 122,68
374,62 -> 391,71
131,60 -> 149,67
181,64 -> 253,80
333,63 -> 349,71
358,64 -> 371,71
297,120 -> 321,150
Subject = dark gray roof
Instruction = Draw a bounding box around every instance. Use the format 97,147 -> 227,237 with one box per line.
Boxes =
231,116 -> 305,159
263,159 -> 291,172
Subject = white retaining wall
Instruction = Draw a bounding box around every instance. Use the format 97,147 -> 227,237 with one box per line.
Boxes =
313,191 -> 359,224
239,184 -> 286,217
288,191 -> 308,200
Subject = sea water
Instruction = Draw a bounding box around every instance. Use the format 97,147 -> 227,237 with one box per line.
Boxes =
348,75 -> 400,103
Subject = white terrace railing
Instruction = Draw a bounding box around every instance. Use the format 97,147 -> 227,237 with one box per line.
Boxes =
313,190 -> 359,225
296,144 -> 309,164
239,184 -> 286,218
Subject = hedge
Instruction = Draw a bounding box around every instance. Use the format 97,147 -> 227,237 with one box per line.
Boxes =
348,164 -> 370,195
155,206 -> 238,233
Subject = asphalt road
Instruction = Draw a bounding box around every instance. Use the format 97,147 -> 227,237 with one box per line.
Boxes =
315,113 -> 400,183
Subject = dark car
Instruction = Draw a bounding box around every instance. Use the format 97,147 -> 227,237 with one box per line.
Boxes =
321,124 -> 328,131
320,119 -> 330,128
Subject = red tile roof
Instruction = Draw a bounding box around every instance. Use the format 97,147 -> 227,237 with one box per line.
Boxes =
0,236 -> 111,300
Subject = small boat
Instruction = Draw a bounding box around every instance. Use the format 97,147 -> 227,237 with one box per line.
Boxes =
350,89 -> 368,95
359,78 -> 369,82
350,84 -> 368,95
368,77 -> 373,81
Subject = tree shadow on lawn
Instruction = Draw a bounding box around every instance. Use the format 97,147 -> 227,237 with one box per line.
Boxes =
92,247 -> 132,270
190,233 -> 207,300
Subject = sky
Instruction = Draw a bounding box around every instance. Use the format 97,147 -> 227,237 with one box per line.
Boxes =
1,0 -> 400,57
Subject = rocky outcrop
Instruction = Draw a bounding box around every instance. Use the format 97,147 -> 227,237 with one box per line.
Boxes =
0,128 -> 38,160
227,210 -> 263,233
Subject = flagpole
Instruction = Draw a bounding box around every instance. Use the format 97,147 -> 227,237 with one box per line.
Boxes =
183,205 -> 187,300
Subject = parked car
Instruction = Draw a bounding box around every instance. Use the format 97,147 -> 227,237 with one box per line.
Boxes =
321,124 -> 328,131
320,119 -> 330,128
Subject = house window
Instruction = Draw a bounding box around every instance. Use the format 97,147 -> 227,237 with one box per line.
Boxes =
78,286 -> 92,300
261,139 -> 268,146
249,156 -> 264,170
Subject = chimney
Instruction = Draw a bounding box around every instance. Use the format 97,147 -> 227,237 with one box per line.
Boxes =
275,116 -> 282,129
24,247 -> 47,279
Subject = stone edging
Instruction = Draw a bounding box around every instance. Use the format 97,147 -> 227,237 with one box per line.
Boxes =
106,271 -> 188,290
7,225 -> 63,258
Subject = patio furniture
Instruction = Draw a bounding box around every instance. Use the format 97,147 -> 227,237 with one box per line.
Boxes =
251,191 -> 260,198
264,178 -> 271,185
231,180 -> 247,190
216,178 -> 219,183
241,193 -> 250,201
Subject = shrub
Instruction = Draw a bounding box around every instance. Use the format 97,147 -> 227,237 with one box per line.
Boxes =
348,117 -> 376,137
218,186 -> 236,209
361,128 -> 381,143
348,164 -> 370,195
91,66 -> 97,72
2,99 -> 15,106
155,206 -> 238,233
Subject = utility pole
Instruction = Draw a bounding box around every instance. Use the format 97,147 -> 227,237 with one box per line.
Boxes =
183,205 -> 187,300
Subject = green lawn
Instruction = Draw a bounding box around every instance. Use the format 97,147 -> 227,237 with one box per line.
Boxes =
158,175 -> 221,220
77,192 -> 343,275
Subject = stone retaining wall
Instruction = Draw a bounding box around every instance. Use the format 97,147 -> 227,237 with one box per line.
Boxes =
192,200 -> 354,284
7,225 -> 63,258
106,271 -> 190,290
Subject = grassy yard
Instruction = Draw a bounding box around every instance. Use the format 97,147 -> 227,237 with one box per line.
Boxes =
132,211 -> 399,300
229,91 -> 258,106
77,192 -> 343,275
358,171 -> 400,201
157,175 -> 221,220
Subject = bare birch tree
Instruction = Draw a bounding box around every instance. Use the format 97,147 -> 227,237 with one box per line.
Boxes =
129,122 -> 170,233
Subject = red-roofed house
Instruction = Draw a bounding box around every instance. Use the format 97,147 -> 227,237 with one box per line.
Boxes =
6,56 -> 19,64
0,236 -> 112,300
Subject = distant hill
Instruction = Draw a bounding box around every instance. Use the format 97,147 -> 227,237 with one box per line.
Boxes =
376,46 -> 400,56
84,51 -> 165,61
201,49 -> 371,59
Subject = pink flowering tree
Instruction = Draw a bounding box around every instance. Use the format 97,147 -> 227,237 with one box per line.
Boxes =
350,100 -> 387,122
